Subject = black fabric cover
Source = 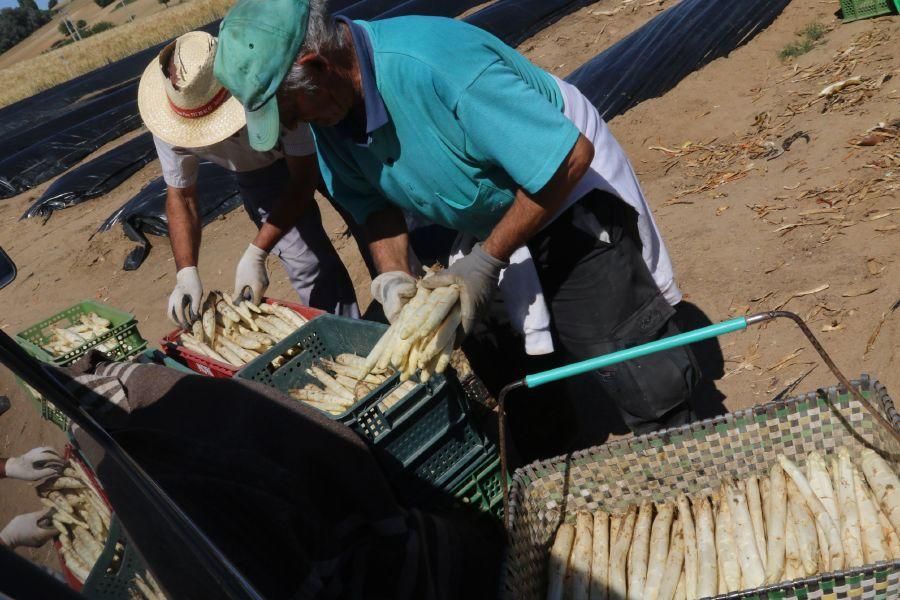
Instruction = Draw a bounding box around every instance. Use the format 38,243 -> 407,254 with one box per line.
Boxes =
566,0 -> 792,119
0,100 -> 142,199
465,0 -> 596,47
378,0 -> 485,19
95,162 -> 242,270
20,133 -> 156,222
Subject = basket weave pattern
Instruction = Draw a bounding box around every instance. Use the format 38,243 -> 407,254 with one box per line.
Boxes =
504,376 -> 900,599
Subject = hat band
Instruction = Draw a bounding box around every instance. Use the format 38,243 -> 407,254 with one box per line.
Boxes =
169,86 -> 230,119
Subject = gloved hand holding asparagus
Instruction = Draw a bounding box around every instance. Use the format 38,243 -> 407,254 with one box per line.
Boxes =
361,281 -> 462,383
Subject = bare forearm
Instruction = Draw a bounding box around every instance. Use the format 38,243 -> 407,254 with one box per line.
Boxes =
165,186 -> 201,270
253,154 -> 318,252
482,134 -> 594,262
365,206 -> 412,274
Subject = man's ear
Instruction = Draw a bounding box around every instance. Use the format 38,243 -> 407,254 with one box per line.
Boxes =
297,52 -> 328,73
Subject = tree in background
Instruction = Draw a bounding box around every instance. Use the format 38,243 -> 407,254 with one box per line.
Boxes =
47,0 -> 58,9
0,2 -> 51,54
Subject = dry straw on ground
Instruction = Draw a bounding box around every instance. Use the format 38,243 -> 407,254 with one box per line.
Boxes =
0,0 -> 235,109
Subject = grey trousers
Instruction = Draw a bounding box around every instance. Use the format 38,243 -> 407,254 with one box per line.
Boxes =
235,160 -> 360,318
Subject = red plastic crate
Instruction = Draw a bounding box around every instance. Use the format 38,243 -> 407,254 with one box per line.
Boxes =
160,298 -> 324,378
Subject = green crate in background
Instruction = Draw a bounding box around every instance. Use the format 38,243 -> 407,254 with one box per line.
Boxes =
15,300 -> 146,366
840,0 -> 898,22
78,517 -> 151,599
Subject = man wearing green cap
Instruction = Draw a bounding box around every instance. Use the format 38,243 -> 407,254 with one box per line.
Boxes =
215,0 -> 700,454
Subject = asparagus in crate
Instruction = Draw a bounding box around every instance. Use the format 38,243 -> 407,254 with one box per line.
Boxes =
545,448 -> 900,600
286,352 -> 402,415
42,313 -> 116,357
175,292 -> 307,367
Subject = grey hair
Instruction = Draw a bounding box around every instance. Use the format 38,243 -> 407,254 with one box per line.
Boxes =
279,0 -> 347,95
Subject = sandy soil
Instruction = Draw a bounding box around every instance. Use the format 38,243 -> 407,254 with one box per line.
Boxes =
0,0 -> 897,574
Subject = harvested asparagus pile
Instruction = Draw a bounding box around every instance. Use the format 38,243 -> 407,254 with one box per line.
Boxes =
361,282 -> 460,383
176,291 -> 306,368
38,461 -> 113,584
129,571 -> 166,600
42,313 -> 116,357
287,352 -> 408,415
546,448 -> 900,600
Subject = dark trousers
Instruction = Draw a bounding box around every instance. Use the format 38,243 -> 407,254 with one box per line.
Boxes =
464,190 -> 699,461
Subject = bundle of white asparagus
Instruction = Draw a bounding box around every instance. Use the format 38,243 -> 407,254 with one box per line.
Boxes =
41,313 -> 116,357
546,448 -> 900,600
176,292 -> 306,368
361,283 -> 461,383
287,352 -> 407,415
129,571 -> 166,600
38,461 -> 113,584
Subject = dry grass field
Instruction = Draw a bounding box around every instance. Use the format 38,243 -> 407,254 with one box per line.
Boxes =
0,0 -> 234,107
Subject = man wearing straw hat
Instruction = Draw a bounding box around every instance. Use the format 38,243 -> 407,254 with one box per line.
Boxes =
138,30 -> 360,328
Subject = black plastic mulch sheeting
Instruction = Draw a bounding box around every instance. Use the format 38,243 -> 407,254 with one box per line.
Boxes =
96,162 -> 242,271
566,0 -> 792,119
0,100 -> 143,199
20,133 -> 156,222
378,0 -> 485,19
465,0 -> 597,47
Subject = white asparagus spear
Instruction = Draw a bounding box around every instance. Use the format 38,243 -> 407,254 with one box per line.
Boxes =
336,353 -> 366,368
765,463 -> 788,583
627,500 -> 652,600
568,512 -> 593,600
873,489 -> 900,559
807,452 -> 840,526
859,448 -> 900,535
784,515 -> 801,580
726,480 -> 766,588
693,496 -> 717,598
609,513 -> 622,550
673,571 -> 685,600
217,335 -> 257,363
656,519 -> 684,600
854,464 -> 889,564
676,495 -> 697,600
590,510 -> 609,600
547,523 -> 575,600
787,479 -> 820,576
778,454 -> 844,570
643,502 -> 674,600
715,490 -> 742,593
745,475 -> 767,572
836,448 -> 865,567
308,366 -> 355,401
212,341 -> 244,366
608,506 -> 638,600
271,304 -> 307,328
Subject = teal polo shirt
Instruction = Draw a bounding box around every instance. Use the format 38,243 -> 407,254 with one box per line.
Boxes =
313,16 -> 581,240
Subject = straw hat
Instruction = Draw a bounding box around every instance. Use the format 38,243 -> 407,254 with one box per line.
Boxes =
138,31 -> 246,148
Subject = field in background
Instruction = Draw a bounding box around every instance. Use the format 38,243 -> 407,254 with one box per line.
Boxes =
0,0 -> 234,108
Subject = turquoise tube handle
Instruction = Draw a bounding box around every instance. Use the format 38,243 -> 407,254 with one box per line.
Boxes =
524,316 -> 748,389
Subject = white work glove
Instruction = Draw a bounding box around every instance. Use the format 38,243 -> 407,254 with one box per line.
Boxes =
167,266 -> 203,329
0,509 -> 56,548
371,271 -> 418,323
4,447 -> 65,481
421,243 -> 507,337
234,244 -> 269,305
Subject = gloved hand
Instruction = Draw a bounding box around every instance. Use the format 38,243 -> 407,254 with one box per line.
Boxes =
4,447 -> 65,481
234,244 -> 269,305
167,266 -> 203,329
371,271 -> 417,323
0,509 -> 56,548
420,243 -> 507,336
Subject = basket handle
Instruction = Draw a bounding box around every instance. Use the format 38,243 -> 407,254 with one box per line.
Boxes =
498,310 -> 900,525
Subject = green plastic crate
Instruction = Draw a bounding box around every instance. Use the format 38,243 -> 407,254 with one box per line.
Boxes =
448,455 -> 508,519
15,300 -> 146,366
77,517 -> 151,599
840,0 -> 899,22
237,313 -> 494,505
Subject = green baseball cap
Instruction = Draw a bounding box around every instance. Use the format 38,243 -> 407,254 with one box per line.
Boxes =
214,0 -> 310,151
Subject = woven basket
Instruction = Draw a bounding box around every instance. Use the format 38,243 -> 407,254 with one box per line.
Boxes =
504,375 -> 900,599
